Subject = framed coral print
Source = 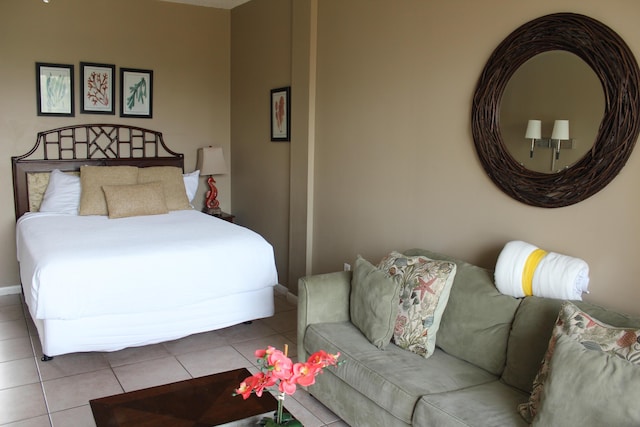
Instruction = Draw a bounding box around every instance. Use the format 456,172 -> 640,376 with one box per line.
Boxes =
80,62 -> 115,114
120,68 -> 153,118
271,86 -> 290,141
36,62 -> 74,116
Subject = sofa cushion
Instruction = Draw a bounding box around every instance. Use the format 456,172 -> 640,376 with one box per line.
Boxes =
504,296 -> 640,395
350,256 -> 401,349
304,321 -> 497,424
531,334 -> 640,426
378,251 -> 457,358
501,296 -> 564,393
404,249 -> 521,376
413,381 -> 529,427
519,301 -> 640,423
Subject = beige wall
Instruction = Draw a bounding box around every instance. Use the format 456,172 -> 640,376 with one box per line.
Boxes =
4,0 -> 640,319
0,0 -> 230,291
230,0 -> 292,285
312,0 -> 640,316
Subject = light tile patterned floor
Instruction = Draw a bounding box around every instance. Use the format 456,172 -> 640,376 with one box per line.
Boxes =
0,290 -> 349,427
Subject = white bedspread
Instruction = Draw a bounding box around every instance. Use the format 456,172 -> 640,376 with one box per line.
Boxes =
16,210 -> 278,321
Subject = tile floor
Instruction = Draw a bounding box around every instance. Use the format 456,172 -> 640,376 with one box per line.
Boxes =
0,289 -> 349,427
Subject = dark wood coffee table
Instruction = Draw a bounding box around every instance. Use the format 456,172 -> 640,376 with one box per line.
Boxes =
90,368 -> 278,426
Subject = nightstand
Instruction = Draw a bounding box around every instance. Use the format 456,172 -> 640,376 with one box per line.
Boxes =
202,208 -> 235,223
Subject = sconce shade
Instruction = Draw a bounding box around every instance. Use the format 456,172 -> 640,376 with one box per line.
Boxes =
551,120 -> 570,140
525,120 -> 542,139
196,146 -> 228,176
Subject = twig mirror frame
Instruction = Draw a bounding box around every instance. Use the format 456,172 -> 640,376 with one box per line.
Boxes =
471,13 -> 640,208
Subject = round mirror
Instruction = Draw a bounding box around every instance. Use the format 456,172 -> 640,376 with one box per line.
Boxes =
472,13 -> 640,208
501,51 -> 604,173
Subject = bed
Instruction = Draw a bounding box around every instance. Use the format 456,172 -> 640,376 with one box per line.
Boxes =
12,124 -> 278,359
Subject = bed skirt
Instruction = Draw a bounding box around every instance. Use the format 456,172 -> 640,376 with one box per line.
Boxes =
31,286 -> 275,357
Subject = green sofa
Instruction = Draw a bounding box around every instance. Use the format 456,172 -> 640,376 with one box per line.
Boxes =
297,249 -> 640,426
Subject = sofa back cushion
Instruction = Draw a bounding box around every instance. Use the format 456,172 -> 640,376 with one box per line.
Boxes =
500,296 -> 564,392
502,296 -> 640,394
404,249 -> 521,376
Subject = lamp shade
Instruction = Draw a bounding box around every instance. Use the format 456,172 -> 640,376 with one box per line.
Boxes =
525,120 -> 542,139
551,120 -> 570,140
196,146 -> 228,176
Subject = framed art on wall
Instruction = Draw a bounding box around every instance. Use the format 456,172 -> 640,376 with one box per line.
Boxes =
120,68 -> 153,118
271,86 -> 290,141
80,62 -> 115,114
36,62 -> 74,116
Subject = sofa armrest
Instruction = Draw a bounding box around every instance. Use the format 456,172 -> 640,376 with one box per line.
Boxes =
297,271 -> 352,361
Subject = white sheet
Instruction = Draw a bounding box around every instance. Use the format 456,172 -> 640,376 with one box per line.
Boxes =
34,286 -> 275,356
16,210 -> 278,321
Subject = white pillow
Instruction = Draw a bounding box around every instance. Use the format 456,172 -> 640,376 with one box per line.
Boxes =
183,170 -> 200,204
39,169 -> 81,214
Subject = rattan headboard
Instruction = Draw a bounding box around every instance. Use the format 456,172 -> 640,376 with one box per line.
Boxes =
11,124 -> 185,219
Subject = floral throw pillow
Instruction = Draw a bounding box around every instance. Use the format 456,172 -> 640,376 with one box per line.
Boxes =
518,301 -> 640,423
377,251 -> 457,358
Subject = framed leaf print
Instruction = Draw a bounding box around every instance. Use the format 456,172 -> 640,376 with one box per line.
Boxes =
120,68 -> 153,118
271,86 -> 290,141
36,62 -> 74,116
80,62 -> 115,114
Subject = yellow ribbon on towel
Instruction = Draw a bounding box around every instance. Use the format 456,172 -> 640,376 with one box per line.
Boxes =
522,249 -> 547,296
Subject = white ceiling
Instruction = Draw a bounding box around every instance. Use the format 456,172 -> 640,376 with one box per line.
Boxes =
159,0 -> 251,9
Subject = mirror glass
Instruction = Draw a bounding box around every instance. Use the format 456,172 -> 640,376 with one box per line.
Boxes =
500,51 -> 604,173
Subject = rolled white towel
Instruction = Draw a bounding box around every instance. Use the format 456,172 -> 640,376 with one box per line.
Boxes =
495,240 -> 539,298
494,240 -> 590,300
533,252 -> 590,300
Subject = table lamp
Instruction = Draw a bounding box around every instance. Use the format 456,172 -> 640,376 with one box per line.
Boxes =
196,146 -> 228,215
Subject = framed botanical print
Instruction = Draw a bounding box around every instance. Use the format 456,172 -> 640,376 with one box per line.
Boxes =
36,62 -> 74,116
270,86 -> 290,141
120,68 -> 153,118
80,62 -> 115,114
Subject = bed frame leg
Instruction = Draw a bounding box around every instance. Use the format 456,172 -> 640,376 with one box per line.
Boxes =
41,354 -> 54,362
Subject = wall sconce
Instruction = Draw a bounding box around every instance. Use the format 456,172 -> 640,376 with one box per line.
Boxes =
551,120 -> 570,160
525,119 -> 542,158
525,119 -> 574,170
196,146 -> 228,215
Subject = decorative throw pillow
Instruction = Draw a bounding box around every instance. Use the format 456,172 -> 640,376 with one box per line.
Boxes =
39,169 -> 81,214
350,256 -> 402,349
531,334 -> 640,426
519,301 -> 640,423
137,166 -> 191,211
102,182 -> 169,219
377,251 -> 457,358
79,166 -> 139,215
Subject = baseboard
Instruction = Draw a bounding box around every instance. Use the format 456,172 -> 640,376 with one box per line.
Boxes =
0,285 -> 21,296
275,283 -> 298,305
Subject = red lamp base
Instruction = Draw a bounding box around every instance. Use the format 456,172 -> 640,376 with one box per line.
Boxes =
205,176 -> 221,214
